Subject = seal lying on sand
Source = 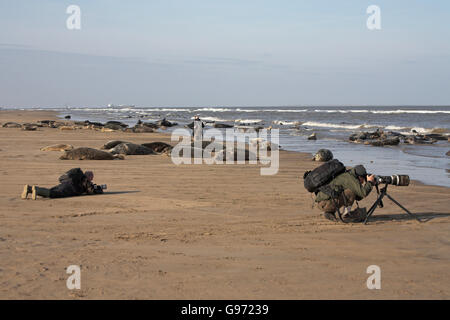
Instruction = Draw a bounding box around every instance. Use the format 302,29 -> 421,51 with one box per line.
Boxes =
2,122 -> 22,128
141,142 -> 173,154
21,124 -> 38,131
108,143 -> 154,155
60,147 -> 124,160
312,149 -> 333,162
41,144 -> 74,152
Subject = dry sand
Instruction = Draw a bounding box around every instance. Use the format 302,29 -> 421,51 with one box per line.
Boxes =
0,110 -> 449,299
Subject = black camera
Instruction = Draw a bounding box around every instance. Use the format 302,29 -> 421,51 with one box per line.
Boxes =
94,184 -> 107,192
373,175 -> 410,186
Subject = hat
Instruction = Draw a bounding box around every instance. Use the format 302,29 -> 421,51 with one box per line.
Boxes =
354,165 -> 367,177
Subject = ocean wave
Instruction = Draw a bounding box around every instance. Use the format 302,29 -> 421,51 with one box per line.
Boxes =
272,120 -> 301,125
234,108 -> 308,113
371,110 -> 450,114
192,116 -> 230,122
315,109 -> 450,114
234,119 -> 263,124
264,109 -> 308,113
302,121 -> 366,130
194,108 -> 233,112
301,122 -> 448,135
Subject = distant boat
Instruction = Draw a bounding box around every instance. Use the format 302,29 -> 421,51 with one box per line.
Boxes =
107,104 -> 135,108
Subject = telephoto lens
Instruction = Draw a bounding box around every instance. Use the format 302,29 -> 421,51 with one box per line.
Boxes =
376,175 -> 410,186
391,175 -> 409,186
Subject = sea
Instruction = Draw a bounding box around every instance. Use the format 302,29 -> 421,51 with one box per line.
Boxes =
10,105 -> 450,187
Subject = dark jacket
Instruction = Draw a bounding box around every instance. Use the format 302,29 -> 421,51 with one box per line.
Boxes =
187,120 -> 205,129
315,167 -> 373,202
49,174 -> 102,198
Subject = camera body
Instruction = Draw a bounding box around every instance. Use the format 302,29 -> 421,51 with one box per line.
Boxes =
94,184 -> 107,192
372,175 -> 410,186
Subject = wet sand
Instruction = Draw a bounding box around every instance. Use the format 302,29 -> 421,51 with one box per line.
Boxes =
0,110 -> 449,299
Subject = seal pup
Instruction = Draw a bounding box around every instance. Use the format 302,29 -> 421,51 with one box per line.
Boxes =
60,147 -> 124,160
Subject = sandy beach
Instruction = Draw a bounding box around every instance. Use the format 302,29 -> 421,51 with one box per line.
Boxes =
0,110 -> 449,299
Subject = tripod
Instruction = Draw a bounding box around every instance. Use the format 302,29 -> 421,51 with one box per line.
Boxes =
364,184 -> 422,224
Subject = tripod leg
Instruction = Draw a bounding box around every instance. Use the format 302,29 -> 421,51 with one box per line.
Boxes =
385,194 -> 422,222
364,192 -> 385,224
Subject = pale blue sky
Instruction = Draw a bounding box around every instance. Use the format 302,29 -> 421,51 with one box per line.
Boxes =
0,0 -> 449,107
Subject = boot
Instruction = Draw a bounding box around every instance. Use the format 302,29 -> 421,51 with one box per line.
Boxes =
32,186 -> 51,200
343,207 -> 367,223
323,211 -> 337,222
21,185 -> 32,199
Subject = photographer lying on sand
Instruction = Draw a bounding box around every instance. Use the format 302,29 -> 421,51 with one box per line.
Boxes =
21,168 -> 105,200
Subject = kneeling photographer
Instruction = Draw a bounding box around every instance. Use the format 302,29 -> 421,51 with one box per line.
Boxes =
315,165 -> 375,222
304,161 -> 376,223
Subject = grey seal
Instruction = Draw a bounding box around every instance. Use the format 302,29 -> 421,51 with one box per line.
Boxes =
60,147 -> 124,160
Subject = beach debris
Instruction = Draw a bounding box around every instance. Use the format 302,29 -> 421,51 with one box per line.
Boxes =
60,147 -> 124,160
108,143 -> 155,155
312,149 -> 333,162
308,133 -> 317,140
40,144 -> 74,152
